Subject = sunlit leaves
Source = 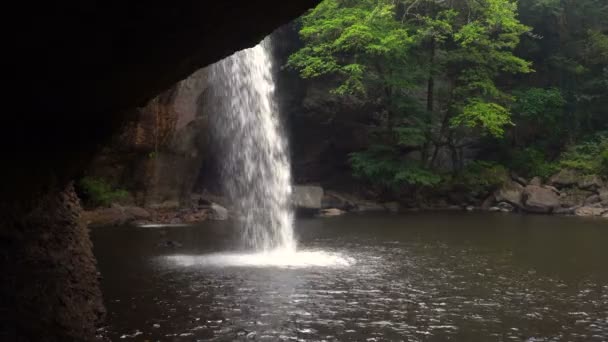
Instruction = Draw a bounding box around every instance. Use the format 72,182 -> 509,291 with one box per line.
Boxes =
450,99 -> 513,137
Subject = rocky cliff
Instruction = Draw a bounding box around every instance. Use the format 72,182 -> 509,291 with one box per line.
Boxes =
86,69 -> 212,207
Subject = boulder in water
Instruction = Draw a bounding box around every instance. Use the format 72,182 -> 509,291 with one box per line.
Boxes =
321,191 -> 356,210
494,180 -> 524,208
497,202 -> 515,212
209,203 -> 229,220
318,208 -> 346,217
575,207 -> 607,217
522,185 -> 560,213
292,185 -> 324,209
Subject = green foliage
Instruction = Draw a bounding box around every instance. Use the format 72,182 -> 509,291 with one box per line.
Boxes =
600,149 -> 608,175
289,0 -> 608,198
513,88 -> 565,123
450,100 -> 513,137
79,176 -> 129,207
288,0 -> 414,97
451,161 -> 509,195
558,132 -> 608,175
349,145 -> 441,188
508,148 -> 558,179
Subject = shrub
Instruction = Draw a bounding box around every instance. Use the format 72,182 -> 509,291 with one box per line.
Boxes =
509,147 -> 558,179
78,176 -> 129,207
452,161 -> 509,196
558,131 -> 608,175
349,145 -> 441,189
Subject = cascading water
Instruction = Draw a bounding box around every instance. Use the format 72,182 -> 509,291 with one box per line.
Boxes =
164,38 -> 352,268
208,38 -> 295,252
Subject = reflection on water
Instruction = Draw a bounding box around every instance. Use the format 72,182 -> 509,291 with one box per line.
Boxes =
92,212 -> 608,341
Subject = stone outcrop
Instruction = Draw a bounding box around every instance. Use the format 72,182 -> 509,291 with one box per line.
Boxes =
87,69 -> 211,208
522,185 -> 560,213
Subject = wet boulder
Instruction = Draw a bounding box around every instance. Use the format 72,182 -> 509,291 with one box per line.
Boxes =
522,185 -> 560,214
497,202 -> 515,212
494,180 -> 524,208
321,191 -> 356,210
292,185 -> 324,210
318,208 -> 346,217
209,203 -> 229,220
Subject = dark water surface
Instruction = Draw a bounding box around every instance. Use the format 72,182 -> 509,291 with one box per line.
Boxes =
92,212 -> 608,341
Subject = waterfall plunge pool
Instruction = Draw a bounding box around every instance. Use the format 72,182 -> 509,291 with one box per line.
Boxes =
93,212 -> 608,341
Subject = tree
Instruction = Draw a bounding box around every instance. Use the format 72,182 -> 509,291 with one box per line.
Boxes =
289,0 -> 532,192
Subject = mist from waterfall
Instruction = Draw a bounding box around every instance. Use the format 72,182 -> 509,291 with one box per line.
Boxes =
208,38 -> 296,252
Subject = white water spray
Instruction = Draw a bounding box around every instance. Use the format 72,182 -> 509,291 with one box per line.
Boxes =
208,38 -> 295,252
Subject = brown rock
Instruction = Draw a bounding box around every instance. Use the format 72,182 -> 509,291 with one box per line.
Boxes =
529,177 -> 543,186
83,207 -> 129,226
123,206 -> 151,219
548,169 -> 580,187
319,208 -> 346,217
495,181 -> 524,208
575,207 -> 606,217
578,175 -> 604,191
599,188 -> 608,205
522,185 -> 560,213
584,195 -> 601,206
559,189 -> 594,208
382,202 -> 400,212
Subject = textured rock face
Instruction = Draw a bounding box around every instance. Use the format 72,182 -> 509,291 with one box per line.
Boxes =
88,69 -> 211,207
522,185 -> 560,213
559,189 -> 594,208
548,169 -> 580,187
575,207 -> 607,217
1,184 -> 104,340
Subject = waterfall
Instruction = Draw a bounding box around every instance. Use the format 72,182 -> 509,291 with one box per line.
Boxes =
208,38 -> 296,252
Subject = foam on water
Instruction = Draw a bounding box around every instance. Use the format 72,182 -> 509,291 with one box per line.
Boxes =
163,250 -> 354,268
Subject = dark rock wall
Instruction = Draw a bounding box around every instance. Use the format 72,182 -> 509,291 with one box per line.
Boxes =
1,183 -> 104,341
87,69 -> 211,207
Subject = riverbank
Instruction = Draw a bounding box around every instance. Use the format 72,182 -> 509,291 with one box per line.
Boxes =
82,172 -> 608,228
